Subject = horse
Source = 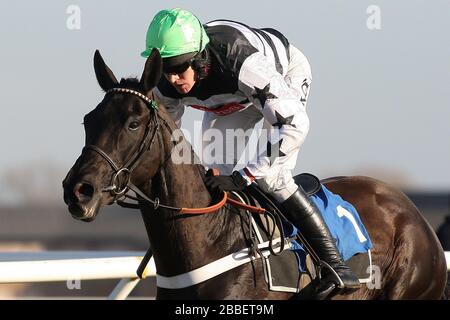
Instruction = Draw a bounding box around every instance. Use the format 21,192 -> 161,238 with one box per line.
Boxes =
62,49 -> 447,299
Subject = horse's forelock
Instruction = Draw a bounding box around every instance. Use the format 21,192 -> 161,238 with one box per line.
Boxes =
118,77 -> 144,93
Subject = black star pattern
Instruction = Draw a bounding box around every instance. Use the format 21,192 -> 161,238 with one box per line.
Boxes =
300,80 -> 310,106
272,111 -> 296,129
262,139 -> 286,165
252,83 -> 277,108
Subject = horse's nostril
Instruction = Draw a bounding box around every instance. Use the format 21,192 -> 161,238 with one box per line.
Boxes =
80,183 -> 94,197
74,182 -> 94,202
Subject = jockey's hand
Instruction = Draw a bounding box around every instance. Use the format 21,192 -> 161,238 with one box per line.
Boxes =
205,171 -> 248,193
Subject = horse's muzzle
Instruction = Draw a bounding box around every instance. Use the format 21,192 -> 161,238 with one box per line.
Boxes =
63,179 -> 100,221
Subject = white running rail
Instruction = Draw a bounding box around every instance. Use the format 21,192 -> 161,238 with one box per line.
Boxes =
0,251 -> 156,300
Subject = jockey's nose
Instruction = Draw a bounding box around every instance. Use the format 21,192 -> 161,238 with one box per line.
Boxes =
166,73 -> 180,84
72,181 -> 94,203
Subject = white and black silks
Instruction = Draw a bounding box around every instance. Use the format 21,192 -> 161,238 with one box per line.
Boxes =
155,19 -> 312,202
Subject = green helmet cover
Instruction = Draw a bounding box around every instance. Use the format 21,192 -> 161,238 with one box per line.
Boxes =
141,8 -> 210,59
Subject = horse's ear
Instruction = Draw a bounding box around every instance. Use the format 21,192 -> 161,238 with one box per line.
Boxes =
94,50 -> 118,92
140,48 -> 162,94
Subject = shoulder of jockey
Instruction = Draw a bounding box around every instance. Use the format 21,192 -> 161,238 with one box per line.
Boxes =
141,8 -> 312,193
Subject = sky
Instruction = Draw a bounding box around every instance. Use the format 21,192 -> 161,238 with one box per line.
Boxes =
0,0 -> 449,204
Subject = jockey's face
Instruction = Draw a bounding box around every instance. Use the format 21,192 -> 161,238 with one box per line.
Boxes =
164,66 -> 196,94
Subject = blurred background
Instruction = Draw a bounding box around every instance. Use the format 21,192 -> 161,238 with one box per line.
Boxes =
0,0 -> 449,298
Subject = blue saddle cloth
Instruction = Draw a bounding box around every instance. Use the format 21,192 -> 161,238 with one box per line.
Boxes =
284,184 -> 373,272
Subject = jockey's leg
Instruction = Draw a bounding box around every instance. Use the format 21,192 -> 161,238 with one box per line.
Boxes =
260,44 -> 359,292
256,129 -> 360,292
280,184 -> 361,292
260,165 -> 361,291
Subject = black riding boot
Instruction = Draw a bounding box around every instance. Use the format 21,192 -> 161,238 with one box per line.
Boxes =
281,187 -> 361,292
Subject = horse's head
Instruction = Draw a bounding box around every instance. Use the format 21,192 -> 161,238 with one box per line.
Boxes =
62,49 -> 164,221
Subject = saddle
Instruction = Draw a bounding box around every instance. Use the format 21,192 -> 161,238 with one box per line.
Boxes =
213,172 -> 373,299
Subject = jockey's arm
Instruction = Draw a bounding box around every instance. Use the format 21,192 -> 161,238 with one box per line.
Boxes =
237,51 -> 311,199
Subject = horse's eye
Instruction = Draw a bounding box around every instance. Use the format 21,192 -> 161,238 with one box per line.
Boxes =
129,121 -> 140,131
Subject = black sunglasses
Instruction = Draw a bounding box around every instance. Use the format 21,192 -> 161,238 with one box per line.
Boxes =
163,61 -> 192,75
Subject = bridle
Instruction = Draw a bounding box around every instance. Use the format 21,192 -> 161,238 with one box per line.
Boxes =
81,87 -> 228,213
82,87 -> 178,210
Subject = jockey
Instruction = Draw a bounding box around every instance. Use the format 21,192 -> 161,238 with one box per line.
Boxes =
141,8 -> 360,292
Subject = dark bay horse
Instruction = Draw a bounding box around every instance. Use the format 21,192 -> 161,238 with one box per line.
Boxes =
62,49 -> 447,299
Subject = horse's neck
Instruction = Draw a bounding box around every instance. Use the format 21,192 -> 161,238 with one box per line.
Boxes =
158,161 -> 211,209
142,121 -> 238,275
148,161 -> 230,274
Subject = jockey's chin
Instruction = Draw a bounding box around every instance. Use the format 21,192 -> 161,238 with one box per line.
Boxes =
174,82 -> 194,94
